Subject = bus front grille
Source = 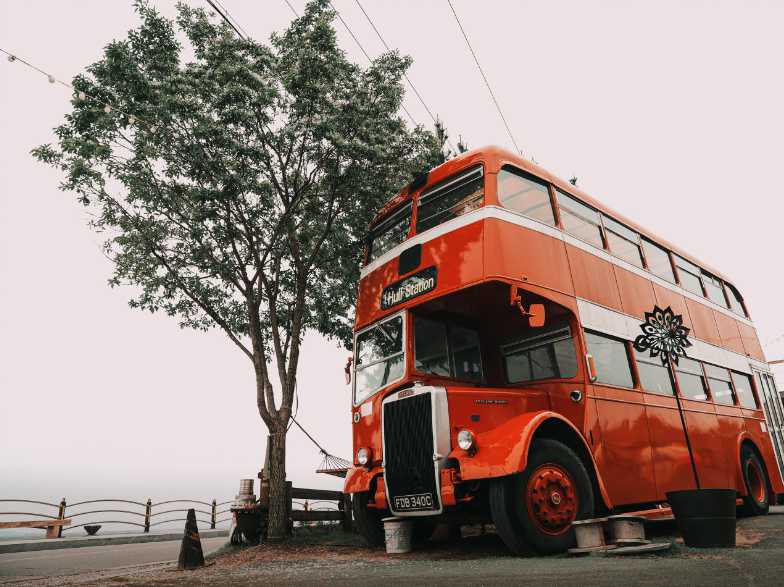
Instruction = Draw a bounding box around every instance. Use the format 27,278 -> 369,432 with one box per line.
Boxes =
383,392 -> 439,514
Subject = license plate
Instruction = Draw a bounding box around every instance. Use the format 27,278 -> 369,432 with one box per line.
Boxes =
393,493 -> 434,511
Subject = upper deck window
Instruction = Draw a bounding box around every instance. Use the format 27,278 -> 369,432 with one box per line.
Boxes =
674,255 -> 704,297
497,166 -> 555,226
702,272 -> 729,308
725,283 -> 747,317
416,166 -> 484,234
602,215 -> 644,268
368,203 -> 411,262
555,190 -> 604,249
642,239 -> 676,283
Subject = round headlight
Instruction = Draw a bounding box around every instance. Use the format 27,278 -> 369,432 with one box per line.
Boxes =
357,447 -> 371,466
457,429 -> 475,451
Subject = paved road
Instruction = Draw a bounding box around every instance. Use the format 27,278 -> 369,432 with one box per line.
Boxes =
0,536 -> 226,580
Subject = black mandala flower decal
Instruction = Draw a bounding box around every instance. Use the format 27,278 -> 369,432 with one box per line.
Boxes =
633,305 -> 692,366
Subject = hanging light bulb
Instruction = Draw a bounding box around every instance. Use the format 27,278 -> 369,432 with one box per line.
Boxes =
48,75 -> 55,84
7,54 -> 16,62
76,91 -> 86,102
104,104 -> 112,114
129,115 -> 136,124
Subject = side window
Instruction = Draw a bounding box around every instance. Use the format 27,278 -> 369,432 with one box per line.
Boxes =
674,255 -> 704,296
705,364 -> 735,406
731,371 -> 758,409
497,166 -> 555,226
702,272 -> 729,308
585,331 -> 634,388
368,203 -> 411,262
675,357 -> 708,401
555,190 -> 604,249
602,215 -> 644,268
725,283 -> 748,318
416,166 -> 484,233
642,239 -> 676,283
633,348 -> 675,395
503,326 -> 578,384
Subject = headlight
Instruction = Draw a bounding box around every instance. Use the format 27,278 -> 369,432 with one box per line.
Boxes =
357,447 -> 371,466
457,429 -> 475,451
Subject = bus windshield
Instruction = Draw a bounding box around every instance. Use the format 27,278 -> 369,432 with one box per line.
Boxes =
414,315 -> 482,383
354,314 -> 405,404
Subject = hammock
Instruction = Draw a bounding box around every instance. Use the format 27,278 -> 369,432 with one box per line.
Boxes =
316,451 -> 352,478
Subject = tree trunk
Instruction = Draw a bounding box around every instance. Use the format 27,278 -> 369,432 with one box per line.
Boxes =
265,430 -> 288,541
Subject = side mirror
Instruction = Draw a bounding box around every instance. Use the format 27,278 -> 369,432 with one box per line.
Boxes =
510,286 -> 546,328
586,353 -> 598,383
528,304 -> 545,328
344,356 -> 353,385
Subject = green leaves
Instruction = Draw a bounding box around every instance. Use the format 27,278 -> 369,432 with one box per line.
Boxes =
33,0 -> 453,410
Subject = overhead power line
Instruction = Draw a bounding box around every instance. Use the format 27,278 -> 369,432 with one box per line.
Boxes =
446,0 -> 522,156
204,0 -> 246,40
211,0 -> 250,38
352,0 -> 456,152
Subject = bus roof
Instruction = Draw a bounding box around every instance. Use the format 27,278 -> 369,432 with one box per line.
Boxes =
371,145 -> 736,288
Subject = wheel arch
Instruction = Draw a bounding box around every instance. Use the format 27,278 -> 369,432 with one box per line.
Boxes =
532,417 -> 612,513
451,410 -> 613,511
738,435 -> 775,504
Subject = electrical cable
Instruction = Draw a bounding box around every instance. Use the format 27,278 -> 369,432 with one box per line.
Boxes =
446,0 -> 522,156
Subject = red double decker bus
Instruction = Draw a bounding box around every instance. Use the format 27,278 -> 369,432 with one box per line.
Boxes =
344,146 -> 784,553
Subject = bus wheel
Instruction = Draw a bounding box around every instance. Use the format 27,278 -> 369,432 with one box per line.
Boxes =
515,439 -> 593,554
352,492 -> 385,547
740,445 -> 770,516
490,475 -> 533,555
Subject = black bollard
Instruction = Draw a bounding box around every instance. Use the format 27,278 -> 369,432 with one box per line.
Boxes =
177,508 -> 205,570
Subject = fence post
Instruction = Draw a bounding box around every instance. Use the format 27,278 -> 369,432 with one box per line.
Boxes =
57,498 -> 66,538
286,481 -> 293,535
144,498 -> 152,533
211,499 -> 216,529
340,493 -> 352,533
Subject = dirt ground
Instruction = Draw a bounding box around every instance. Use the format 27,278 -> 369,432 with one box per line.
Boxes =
15,512 -> 784,586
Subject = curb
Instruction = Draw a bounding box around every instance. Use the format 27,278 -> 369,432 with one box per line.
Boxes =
0,529 -> 229,554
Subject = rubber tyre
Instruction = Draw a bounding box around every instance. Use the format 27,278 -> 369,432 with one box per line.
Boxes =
412,518 -> 437,545
490,475 -> 533,555
739,445 -> 770,517
499,438 -> 594,554
352,492 -> 386,547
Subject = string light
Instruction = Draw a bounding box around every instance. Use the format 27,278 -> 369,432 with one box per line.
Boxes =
7,54 -> 16,62
48,75 -> 55,84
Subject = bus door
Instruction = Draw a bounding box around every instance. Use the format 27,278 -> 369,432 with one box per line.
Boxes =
753,369 -> 784,481
584,331 -> 658,506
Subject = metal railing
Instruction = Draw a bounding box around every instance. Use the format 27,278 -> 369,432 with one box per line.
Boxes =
0,498 -> 233,537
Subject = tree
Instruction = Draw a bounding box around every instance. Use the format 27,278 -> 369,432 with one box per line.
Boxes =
33,0 -> 451,540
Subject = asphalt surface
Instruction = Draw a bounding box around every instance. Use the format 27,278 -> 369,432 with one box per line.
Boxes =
6,513 -> 784,585
0,536 -> 226,581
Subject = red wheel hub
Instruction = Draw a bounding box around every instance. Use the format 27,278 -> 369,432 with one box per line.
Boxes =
747,459 -> 766,504
526,463 -> 577,535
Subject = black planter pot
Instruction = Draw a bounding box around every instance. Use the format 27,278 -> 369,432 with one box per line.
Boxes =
666,489 -> 737,548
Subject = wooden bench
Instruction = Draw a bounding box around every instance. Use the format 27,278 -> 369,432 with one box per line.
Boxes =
0,518 -> 72,538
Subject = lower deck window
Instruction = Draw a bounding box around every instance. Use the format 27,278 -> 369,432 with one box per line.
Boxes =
634,348 -> 674,395
675,357 -> 708,401
503,326 -> 578,384
585,331 -> 634,388
731,371 -> 757,409
705,364 -> 735,406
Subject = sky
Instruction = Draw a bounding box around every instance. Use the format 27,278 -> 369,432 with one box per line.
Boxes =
2,0 -> 784,513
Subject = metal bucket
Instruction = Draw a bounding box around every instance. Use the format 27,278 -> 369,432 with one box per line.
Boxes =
382,517 -> 413,554
666,489 -> 737,548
